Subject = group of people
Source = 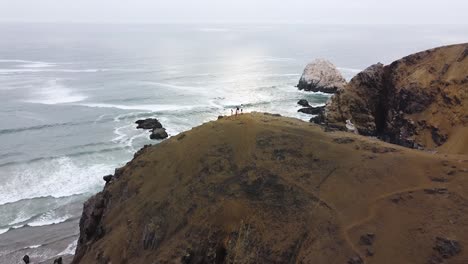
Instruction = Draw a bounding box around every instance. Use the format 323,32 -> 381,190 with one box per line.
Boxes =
231,105 -> 244,116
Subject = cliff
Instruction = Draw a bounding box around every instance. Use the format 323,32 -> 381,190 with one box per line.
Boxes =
72,113 -> 468,264
322,43 -> 468,152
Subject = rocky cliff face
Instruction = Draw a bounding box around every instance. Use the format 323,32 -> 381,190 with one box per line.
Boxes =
297,59 -> 347,93
72,113 -> 468,264
323,43 -> 468,150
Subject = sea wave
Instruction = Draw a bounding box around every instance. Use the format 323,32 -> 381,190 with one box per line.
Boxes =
139,81 -> 203,92
0,156 -> 113,205
113,112 -> 156,122
0,68 -> 105,74
0,147 -> 126,168
58,240 -> 78,256
80,102 -> 208,112
19,62 -> 56,68
0,59 -> 53,64
25,245 -> 42,249
0,118 -> 113,136
0,68 -> 172,75
24,79 -> 87,105
27,215 -> 72,227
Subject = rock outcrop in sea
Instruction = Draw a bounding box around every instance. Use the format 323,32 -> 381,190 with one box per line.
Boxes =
135,118 -> 168,140
318,43 -> 468,151
297,59 -> 347,93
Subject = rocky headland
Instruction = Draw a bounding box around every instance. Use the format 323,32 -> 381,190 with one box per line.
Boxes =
72,111 -> 468,264
316,43 -> 468,152
67,44 -> 468,264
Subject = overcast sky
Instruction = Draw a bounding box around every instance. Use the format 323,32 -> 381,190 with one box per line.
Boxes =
1,0 -> 467,24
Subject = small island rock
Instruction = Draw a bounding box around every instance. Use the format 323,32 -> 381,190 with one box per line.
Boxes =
150,128 -> 168,140
297,99 -> 310,107
297,59 -> 347,93
135,118 -> 163,130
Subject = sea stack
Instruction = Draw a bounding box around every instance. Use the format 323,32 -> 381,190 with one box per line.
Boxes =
297,59 -> 347,93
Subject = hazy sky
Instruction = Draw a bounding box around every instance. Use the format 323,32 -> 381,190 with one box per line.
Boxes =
1,0 -> 467,24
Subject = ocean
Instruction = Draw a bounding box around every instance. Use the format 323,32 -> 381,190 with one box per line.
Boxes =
0,23 -> 467,263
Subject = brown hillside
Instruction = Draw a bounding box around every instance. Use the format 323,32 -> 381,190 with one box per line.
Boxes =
73,113 -> 468,264
324,43 -> 468,152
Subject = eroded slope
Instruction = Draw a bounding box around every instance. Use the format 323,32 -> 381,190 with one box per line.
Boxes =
73,113 -> 468,264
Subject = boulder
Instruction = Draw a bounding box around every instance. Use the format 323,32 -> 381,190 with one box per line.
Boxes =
347,256 -> 363,264
103,175 -> 113,183
22,255 -> 30,264
297,99 -> 310,107
297,59 -> 347,93
150,128 -> 168,140
135,118 -> 163,130
359,233 -> 375,245
434,237 -> 461,258
53,257 -> 63,264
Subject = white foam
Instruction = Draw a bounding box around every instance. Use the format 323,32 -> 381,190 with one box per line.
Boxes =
25,79 -> 87,105
126,132 -> 148,150
26,245 -> 42,249
58,240 -> 77,256
141,81 -> 204,92
7,210 -> 31,226
27,215 -> 71,227
113,112 -> 147,122
80,103 -> 202,112
0,68 -> 105,74
19,62 -> 56,68
0,157 -> 112,206
0,59 -> 50,64
0,228 -> 9,235
112,124 -> 133,143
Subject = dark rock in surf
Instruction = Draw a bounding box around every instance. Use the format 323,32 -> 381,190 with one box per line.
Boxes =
22,255 -> 30,264
150,128 -> 169,140
135,118 -> 163,130
103,175 -> 113,183
54,257 -> 63,264
298,99 -> 310,107
298,106 -> 325,115
135,118 -> 169,140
